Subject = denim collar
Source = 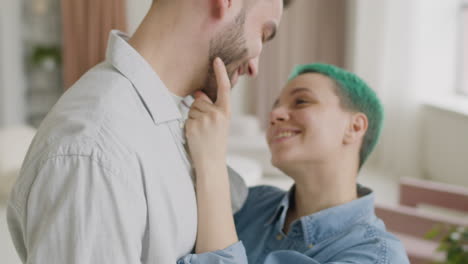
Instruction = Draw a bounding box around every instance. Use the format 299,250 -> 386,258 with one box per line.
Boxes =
266,184 -> 375,245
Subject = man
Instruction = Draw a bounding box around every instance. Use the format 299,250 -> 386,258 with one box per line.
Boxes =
7,0 -> 287,263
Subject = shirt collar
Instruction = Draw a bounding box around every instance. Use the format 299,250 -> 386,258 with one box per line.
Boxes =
105,30 -> 181,124
180,95 -> 195,119
266,185 -> 295,227
267,184 -> 376,245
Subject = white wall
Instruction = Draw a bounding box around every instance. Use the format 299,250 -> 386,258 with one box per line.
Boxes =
411,0 -> 459,96
347,0 -> 420,177
0,0 -> 26,127
126,0 -> 151,36
423,104 -> 468,187
0,24 -> 4,127
409,0 -> 467,186
346,0 -> 388,91
348,0 -> 467,186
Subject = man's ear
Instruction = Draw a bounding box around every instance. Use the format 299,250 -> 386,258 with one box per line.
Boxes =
343,113 -> 368,145
211,0 -> 232,19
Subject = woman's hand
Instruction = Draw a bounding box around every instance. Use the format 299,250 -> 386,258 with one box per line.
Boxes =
185,57 -> 232,166
185,58 -> 239,254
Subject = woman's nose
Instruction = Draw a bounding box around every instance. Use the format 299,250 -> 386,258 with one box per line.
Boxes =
269,107 -> 289,125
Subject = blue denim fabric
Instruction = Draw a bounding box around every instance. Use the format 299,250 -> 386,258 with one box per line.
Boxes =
180,185 -> 410,264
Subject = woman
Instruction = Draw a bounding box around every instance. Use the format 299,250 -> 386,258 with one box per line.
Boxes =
178,58 -> 409,263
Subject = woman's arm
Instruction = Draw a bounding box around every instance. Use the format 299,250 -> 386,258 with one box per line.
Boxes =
184,58 -> 244,254
193,159 -> 238,253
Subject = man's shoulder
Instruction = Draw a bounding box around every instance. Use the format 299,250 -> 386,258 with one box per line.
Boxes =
24,61 -> 141,176
34,62 -> 147,157
20,132 -> 133,183
61,62 -> 140,115
8,133 -> 135,218
73,62 -> 131,90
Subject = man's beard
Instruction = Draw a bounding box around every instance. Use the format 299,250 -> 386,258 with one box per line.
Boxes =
203,9 -> 249,102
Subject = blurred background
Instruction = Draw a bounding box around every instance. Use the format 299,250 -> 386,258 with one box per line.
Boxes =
1,0 -> 467,263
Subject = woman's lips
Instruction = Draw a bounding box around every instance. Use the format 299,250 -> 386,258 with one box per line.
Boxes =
270,130 -> 301,144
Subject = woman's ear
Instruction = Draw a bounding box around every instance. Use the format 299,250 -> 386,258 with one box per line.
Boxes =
211,0 -> 232,19
343,113 -> 368,145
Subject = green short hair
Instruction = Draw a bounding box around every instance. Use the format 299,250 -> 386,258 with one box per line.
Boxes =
288,63 -> 384,168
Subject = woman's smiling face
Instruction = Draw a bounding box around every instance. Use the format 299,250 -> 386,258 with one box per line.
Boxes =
266,73 -> 354,171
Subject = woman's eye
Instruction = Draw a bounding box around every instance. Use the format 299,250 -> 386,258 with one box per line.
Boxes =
295,99 -> 308,105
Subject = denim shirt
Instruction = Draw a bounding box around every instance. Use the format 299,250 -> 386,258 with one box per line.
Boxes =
179,185 -> 409,264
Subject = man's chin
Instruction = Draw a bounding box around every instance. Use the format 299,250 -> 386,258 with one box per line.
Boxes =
201,73 -> 237,101
200,87 -> 217,102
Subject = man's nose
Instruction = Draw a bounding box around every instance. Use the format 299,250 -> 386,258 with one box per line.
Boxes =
247,57 -> 259,77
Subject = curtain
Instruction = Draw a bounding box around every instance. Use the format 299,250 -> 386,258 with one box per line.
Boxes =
61,0 -> 127,89
348,0 -> 446,176
247,0 -> 347,128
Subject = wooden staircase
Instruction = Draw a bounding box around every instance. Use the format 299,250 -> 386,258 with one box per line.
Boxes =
375,178 -> 468,264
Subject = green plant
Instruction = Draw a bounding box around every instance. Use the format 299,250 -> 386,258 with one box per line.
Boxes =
30,45 -> 61,68
426,225 -> 468,264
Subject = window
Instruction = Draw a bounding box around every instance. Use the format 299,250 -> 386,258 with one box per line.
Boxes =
461,0 -> 468,95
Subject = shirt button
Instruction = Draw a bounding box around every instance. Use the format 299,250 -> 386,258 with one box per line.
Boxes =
308,244 -> 314,249
276,234 -> 283,241
179,122 -> 185,129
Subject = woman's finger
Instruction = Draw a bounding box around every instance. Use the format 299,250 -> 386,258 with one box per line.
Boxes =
213,57 -> 231,114
188,108 -> 204,120
194,91 -> 213,104
191,98 -> 217,113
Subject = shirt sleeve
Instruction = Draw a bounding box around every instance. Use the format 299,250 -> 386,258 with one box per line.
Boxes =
263,251 -> 321,264
263,247 -> 410,264
227,166 -> 248,214
12,155 -> 146,264
177,241 -> 248,264
265,251 -> 363,263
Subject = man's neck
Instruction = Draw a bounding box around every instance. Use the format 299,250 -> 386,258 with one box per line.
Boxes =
128,4 -> 210,97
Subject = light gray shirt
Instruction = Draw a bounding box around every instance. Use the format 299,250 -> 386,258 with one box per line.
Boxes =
7,30 -> 247,264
